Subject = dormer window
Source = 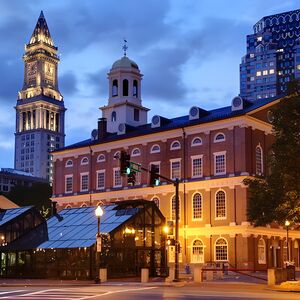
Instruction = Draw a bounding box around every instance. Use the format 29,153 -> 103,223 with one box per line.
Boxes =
112,79 -> 118,97
214,133 -> 225,143
111,111 -> 117,122
170,140 -> 181,150
81,157 -> 89,165
131,148 -> 141,157
65,159 -> 73,167
123,79 -> 128,96
97,154 -> 105,162
191,137 -> 202,146
113,151 -> 120,160
150,144 -> 160,153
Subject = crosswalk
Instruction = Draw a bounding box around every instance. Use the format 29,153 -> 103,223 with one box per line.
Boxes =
0,288 -> 102,300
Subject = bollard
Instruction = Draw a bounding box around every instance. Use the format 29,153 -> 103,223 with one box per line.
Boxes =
206,270 -> 214,281
99,268 -> 107,283
141,268 -> 149,283
166,267 -> 175,282
194,267 -> 203,282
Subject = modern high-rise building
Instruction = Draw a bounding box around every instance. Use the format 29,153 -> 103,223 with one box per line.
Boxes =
14,11 -> 65,181
240,9 -> 300,101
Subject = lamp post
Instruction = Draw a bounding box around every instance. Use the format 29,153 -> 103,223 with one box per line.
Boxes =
95,205 -> 104,283
163,225 -> 169,276
285,220 -> 290,267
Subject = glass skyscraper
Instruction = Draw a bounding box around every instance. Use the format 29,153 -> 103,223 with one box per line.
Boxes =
240,9 -> 300,101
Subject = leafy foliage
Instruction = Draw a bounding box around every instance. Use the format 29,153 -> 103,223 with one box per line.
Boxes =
244,80 -> 300,226
6,182 -> 52,218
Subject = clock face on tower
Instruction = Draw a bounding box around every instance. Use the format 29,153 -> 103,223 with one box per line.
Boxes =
27,62 -> 37,77
44,62 -> 55,85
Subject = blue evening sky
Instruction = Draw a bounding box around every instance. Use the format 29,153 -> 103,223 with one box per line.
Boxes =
0,0 -> 299,168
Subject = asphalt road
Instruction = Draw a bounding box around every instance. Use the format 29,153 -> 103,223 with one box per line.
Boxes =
0,284 -> 298,300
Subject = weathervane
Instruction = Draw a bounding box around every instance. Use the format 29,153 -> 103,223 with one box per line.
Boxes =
122,39 -> 128,57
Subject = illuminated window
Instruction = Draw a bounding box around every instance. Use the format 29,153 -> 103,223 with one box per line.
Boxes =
297,65 -> 300,70
258,238 -> 266,264
269,69 -> 275,74
250,53 -> 255,58
263,70 -> 268,75
215,190 -> 226,219
192,193 -> 202,219
191,240 -> 204,263
192,156 -> 203,178
250,76 -> 255,81
257,36 -> 263,42
215,238 -> 228,261
171,195 -> 180,221
256,71 -> 262,76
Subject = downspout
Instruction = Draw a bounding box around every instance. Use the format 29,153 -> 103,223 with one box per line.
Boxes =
181,127 -> 187,259
88,145 -> 93,206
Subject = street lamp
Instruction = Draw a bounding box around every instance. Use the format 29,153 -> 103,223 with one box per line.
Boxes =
95,205 -> 104,283
285,220 -> 290,266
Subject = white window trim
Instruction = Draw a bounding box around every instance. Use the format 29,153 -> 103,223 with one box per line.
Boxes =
192,192 -> 203,221
214,151 -> 226,176
214,237 -> 229,262
191,137 -> 202,147
258,238 -> 266,264
97,154 -> 106,163
131,147 -> 141,157
65,175 -> 73,194
214,132 -> 226,143
170,140 -> 181,150
65,159 -> 73,168
215,189 -> 227,220
80,172 -> 89,192
255,144 -> 264,175
170,158 -> 181,180
96,170 -> 105,190
191,155 -> 203,178
113,151 -> 120,160
151,196 -> 160,208
170,195 -> 180,222
191,239 -> 205,263
113,167 -> 122,188
81,157 -> 89,165
150,144 -> 160,154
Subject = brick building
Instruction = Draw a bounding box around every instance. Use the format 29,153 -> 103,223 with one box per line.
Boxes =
51,53 -> 300,271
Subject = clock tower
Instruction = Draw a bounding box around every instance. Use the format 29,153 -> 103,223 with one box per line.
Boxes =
14,11 -> 65,181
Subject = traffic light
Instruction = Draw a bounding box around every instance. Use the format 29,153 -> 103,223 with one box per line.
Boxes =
149,164 -> 160,187
127,170 -> 136,185
120,151 -> 131,175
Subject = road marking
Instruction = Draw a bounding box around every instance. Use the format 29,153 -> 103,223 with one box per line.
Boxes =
0,290 -> 25,295
78,287 -> 158,300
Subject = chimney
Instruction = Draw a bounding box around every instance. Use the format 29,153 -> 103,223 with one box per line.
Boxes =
98,118 -> 107,140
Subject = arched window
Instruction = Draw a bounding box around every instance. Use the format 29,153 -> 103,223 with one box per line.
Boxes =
171,195 -> 180,221
193,193 -> 202,220
112,79 -> 118,97
65,205 -> 72,209
150,144 -> 160,153
191,137 -> 202,146
113,151 -> 120,160
131,148 -> 141,157
255,145 -> 263,174
215,238 -> 228,261
258,238 -> 266,264
191,239 -> 204,263
214,133 -> 225,143
81,157 -> 89,165
111,111 -> 117,122
133,80 -> 138,97
81,203 -> 87,208
65,159 -> 73,167
152,197 -> 160,208
123,79 -> 128,96
170,140 -> 181,150
97,154 -> 105,162
215,191 -> 226,219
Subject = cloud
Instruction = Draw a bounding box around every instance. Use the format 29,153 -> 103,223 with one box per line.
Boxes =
60,71 -> 78,96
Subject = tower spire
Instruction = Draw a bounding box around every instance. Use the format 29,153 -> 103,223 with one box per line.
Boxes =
29,10 -> 54,47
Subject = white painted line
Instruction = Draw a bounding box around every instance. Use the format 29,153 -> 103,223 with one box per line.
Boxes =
0,290 -> 25,295
78,287 -> 158,300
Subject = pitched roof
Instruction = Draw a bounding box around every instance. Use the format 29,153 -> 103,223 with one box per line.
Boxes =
57,96 -> 279,152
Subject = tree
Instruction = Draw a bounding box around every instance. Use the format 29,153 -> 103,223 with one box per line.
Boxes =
244,80 -> 300,226
6,182 -> 52,218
